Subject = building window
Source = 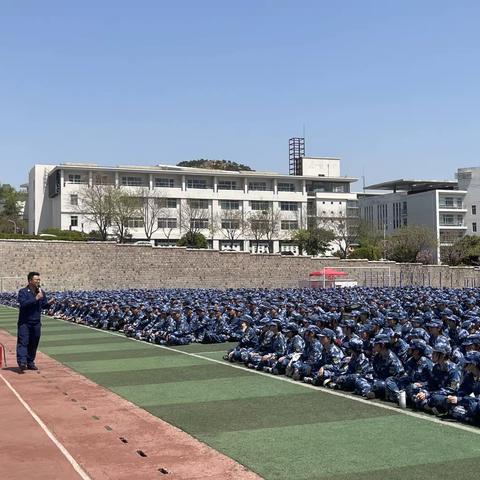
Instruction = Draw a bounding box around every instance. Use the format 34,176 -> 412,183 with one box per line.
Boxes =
218,180 -> 237,190
156,198 -> 177,209
155,178 -> 175,188
280,202 -> 298,211
70,194 -> 78,206
250,201 -> 270,211
187,179 -> 208,189
473,222 -> 477,233
68,174 -> 82,184
281,220 -> 298,230
70,215 -> 78,227
157,218 -> 177,229
188,199 -> 209,209
278,182 -> 295,192
220,200 -> 240,210
190,219 -> 209,229
248,182 -> 267,191
127,218 -> 144,228
94,174 -> 111,185
472,205 -> 477,215
221,219 -> 240,230
121,176 -> 144,186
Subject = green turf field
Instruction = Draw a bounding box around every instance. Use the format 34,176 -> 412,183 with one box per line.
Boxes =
2,306 -> 480,480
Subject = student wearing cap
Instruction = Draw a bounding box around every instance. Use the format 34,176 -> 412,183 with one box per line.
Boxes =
289,326 -> 322,381
271,323 -> 304,375
304,328 -> 344,386
413,341 -> 460,414
354,334 -> 404,400
385,339 -> 433,406
256,321 -> 286,372
224,315 -> 258,363
447,351 -> 480,424
331,337 -> 372,392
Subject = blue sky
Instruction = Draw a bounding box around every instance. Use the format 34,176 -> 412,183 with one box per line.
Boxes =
1,0 -> 479,188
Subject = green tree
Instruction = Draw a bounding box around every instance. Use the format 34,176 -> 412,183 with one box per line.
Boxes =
349,221 -> 383,260
442,235 -> 480,266
177,232 -> 208,248
291,228 -> 335,256
385,225 -> 437,264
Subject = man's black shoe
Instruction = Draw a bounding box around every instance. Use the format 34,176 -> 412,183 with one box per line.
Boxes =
19,364 -> 27,373
27,364 -> 38,371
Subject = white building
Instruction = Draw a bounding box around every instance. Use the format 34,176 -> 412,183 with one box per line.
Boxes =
27,158 -> 358,254
359,179 -> 467,264
456,167 -> 480,236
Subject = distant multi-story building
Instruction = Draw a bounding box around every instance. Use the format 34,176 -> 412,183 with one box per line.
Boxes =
27,156 -> 358,254
359,179 -> 467,264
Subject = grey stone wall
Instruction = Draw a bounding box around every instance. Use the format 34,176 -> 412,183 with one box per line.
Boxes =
1,240 -> 479,292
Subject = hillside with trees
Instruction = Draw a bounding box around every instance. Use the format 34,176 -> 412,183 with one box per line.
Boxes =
177,159 -> 254,171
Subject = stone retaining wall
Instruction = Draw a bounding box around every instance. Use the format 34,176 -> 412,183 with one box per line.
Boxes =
1,240 -> 479,292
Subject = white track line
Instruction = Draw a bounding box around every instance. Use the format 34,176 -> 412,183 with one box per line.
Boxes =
1,306 -> 480,436
0,373 -> 92,480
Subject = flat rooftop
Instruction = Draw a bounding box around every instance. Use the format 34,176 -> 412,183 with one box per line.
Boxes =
365,179 -> 458,192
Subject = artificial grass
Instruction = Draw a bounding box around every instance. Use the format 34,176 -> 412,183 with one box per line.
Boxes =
1,305 -> 480,480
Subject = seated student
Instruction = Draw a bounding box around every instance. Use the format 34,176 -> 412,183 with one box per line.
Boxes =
385,339 -> 433,405
202,308 -> 230,344
304,328 -> 344,386
289,326 -> 322,381
256,320 -> 286,372
270,322 -> 304,375
329,337 -> 372,392
354,334 -> 404,400
224,316 -> 258,363
447,351 -> 480,425
245,318 -> 274,368
413,341 -> 460,414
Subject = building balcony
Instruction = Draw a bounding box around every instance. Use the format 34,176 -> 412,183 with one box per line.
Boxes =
438,223 -> 467,228
438,204 -> 466,211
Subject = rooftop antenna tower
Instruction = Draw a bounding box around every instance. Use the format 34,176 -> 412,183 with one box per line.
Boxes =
289,137 -> 305,176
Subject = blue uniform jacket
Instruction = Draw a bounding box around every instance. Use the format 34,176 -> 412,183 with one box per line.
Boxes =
18,286 -> 48,325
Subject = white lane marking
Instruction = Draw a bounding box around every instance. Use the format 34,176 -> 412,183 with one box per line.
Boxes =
0,373 -> 92,480
1,306 -> 480,436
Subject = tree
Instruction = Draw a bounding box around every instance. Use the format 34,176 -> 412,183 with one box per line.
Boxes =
246,207 -> 281,252
135,189 -> 167,241
385,225 -> 437,264
110,192 -> 142,243
291,228 -> 335,256
179,200 -> 212,237
0,183 -> 25,233
348,221 -> 383,260
177,159 -> 253,171
214,209 -> 247,249
79,185 -> 116,240
442,235 -> 480,266
177,232 -> 208,248
317,213 -> 360,259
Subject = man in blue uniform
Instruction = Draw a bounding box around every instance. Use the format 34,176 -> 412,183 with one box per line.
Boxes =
17,272 -> 54,372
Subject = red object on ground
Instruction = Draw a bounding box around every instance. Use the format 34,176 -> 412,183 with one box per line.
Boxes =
0,342 -> 6,368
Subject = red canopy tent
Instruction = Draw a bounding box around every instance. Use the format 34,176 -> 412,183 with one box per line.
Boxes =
308,268 -> 348,288
309,268 -> 348,277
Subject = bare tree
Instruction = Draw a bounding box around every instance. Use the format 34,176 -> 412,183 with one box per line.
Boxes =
318,213 -> 360,259
246,207 -> 281,252
78,185 -> 116,240
179,200 -> 211,237
215,209 -> 247,249
135,189 -> 168,241
110,191 -> 142,243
